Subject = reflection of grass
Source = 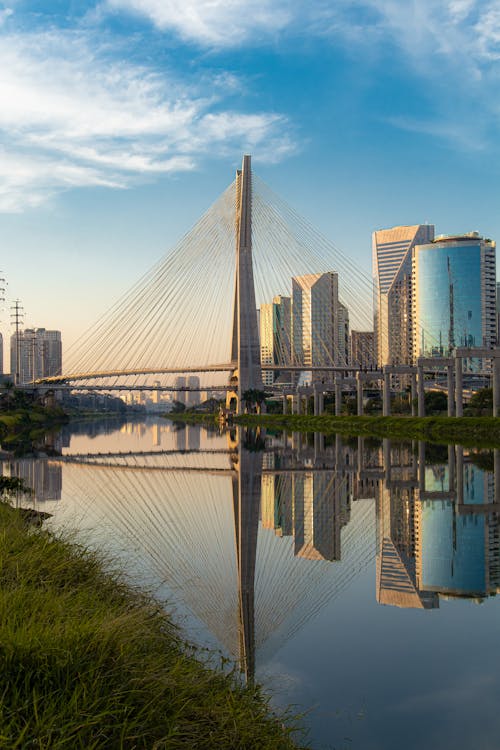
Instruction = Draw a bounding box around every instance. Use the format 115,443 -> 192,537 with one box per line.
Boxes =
235,414 -> 500,448
0,501 -> 302,749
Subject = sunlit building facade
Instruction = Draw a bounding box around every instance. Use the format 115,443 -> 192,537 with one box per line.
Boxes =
412,233 -> 496,361
10,328 -> 62,385
260,295 -> 291,387
373,224 -> 435,367
292,272 -> 348,378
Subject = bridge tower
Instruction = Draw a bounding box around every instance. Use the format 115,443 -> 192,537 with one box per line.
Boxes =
227,155 -> 264,414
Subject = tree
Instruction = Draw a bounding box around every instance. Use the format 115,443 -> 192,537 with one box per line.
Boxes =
424,390 -> 447,414
241,389 -> 269,414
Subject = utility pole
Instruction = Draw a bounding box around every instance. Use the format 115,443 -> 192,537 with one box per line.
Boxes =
10,300 -> 24,385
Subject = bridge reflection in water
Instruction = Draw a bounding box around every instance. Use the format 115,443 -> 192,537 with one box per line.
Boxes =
4,426 -> 500,680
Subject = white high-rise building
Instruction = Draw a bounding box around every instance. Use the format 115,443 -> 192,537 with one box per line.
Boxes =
292,272 -> 348,378
373,224 -> 435,367
10,328 -> 62,385
260,295 -> 291,387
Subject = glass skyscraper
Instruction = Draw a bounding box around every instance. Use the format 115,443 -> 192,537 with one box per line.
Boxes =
372,224 -> 435,367
412,232 -> 496,360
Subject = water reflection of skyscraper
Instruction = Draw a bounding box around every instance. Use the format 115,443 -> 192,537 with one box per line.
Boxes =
7,458 -> 62,502
376,441 -> 500,609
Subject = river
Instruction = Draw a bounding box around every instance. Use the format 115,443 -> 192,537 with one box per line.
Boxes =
5,416 -> 500,750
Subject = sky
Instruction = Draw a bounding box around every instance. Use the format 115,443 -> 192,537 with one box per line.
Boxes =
1,0 -> 500,355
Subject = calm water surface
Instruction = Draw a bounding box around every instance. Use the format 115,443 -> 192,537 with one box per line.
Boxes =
5,417 -> 500,750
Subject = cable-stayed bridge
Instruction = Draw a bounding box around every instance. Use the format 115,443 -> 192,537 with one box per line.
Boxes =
38,155 -> 374,411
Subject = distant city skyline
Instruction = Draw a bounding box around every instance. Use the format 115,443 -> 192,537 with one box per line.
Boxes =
0,2 -> 499,353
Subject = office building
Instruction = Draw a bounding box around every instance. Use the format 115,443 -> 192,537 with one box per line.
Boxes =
497,282 -> 500,344
373,224 -> 435,367
350,331 -> 375,369
337,302 -> 349,366
10,328 -> 62,385
412,232 -> 496,361
186,375 -> 200,407
292,272 -> 348,378
260,295 -> 291,386
174,376 -> 186,405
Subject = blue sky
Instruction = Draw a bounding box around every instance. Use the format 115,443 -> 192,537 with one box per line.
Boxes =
1,0 -> 500,350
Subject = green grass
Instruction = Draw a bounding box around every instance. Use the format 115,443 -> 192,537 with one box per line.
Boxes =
0,503 -> 303,749
235,414 -> 500,448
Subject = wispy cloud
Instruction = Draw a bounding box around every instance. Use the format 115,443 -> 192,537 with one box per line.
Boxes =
0,24 -> 295,212
104,0 -> 293,47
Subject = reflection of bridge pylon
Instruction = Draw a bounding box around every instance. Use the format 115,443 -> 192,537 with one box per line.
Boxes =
231,436 -> 263,680
227,155 -> 264,414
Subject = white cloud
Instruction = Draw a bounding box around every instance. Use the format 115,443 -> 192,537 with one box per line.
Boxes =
0,28 -> 295,212
105,0 -> 293,46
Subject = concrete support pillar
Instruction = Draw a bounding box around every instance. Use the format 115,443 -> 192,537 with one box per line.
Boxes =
455,356 -> 463,417
418,441 -> 425,492
417,365 -> 425,418
282,395 -> 287,414
383,439 -> 391,482
382,370 -> 391,417
335,377 -> 342,416
357,436 -> 364,473
495,450 -> 500,505
411,373 -> 417,417
318,391 -> 324,415
448,444 -> 455,493
447,365 -> 454,417
314,431 -> 324,459
493,357 -> 500,418
335,433 -> 342,466
456,445 -> 464,505
356,373 -> 364,416
292,394 -> 299,415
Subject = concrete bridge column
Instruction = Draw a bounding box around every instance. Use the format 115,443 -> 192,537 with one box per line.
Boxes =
418,441 -> 425,492
447,365 -> 455,417
282,395 -> 288,414
455,356 -> 463,417
448,444 -> 455,492
314,431 -> 325,459
495,450 -> 500,504
356,373 -> 364,416
335,376 -> 342,416
357,436 -> 364,473
292,394 -> 299,415
411,373 -> 417,417
317,390 -> 324,415
493,357 -> 500,417
417,365 -> 425,417
456,446 -> 464,505
383,439 -> 391,482
382,369 -> 391,417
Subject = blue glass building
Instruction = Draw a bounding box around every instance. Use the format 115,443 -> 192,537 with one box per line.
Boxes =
413,232 -> 496,359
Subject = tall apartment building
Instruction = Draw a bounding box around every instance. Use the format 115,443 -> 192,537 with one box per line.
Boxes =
292,272 -> 348,378
373,224 -> 435,367
412,232 -> 496,361
10,328 -> 62,385
259,295 -> 291,386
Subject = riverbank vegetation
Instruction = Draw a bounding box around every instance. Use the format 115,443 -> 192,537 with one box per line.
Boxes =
234,414 -> 500,448
0,386 -> 68,454
0,501 -> 301,749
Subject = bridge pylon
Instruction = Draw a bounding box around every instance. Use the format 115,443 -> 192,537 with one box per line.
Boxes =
226,155 -> 264,415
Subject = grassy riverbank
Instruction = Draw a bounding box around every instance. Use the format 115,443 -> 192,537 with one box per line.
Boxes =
235,414 -> 500,448
0,501 -> 301,749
